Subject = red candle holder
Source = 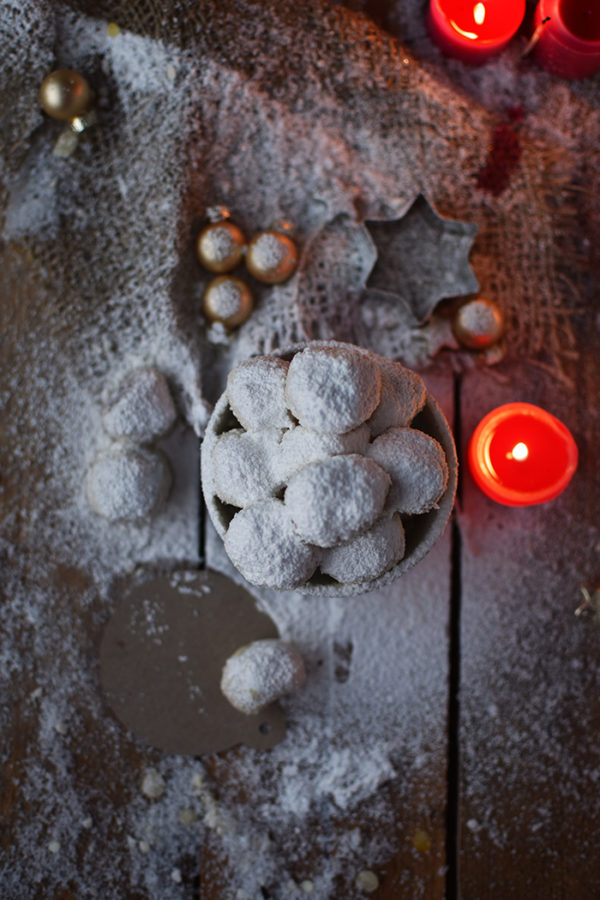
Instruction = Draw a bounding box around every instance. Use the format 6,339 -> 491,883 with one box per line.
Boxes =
468,402 -> 578,506
427,0 -> 526,64
531,0 -> 600,79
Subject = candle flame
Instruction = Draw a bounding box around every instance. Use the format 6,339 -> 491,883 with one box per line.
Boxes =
473,3 -> 486,26
509,442 -> 529,461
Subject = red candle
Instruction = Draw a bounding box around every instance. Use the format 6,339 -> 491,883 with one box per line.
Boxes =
427,0 -> 526,64
468,402 -> 578,506
531,0 -> 600,79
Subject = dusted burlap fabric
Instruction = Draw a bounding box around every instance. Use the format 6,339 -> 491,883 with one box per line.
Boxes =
2,0 -> 597,411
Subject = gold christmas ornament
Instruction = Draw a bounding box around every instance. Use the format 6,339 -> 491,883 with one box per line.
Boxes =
245,230 -> 298,284
196,221 -> 246,273
452,298 -> 504,350
39,70 -> 93,122
202,276 -> 253,329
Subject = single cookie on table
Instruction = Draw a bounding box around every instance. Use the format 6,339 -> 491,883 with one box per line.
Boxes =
284,453 -> 391,548
103,367 -> 177,444
285,344 -> 381,434
367,358 -> 427,437
86,446 -> 171,522
220,639 -> 306,715
276,423 -> 370,482
226,356 -> 294,431
368,427 -> 448,515
224,499 -> 319,590
320,514 -> 406,585
212,428 -> 283,508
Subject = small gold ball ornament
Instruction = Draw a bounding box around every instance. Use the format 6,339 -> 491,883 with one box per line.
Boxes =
452,298 -> 504,350
245,230 -> 298,284
202,276 -> 253,329
196,221 -> 246,273
39,70 -> 93,122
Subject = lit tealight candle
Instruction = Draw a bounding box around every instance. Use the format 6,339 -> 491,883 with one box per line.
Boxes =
468,402 -> 578,506
427,0 -> 526,64
531,0 -> 600,79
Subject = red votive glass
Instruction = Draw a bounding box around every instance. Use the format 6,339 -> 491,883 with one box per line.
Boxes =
468,402 -> 578,506
427,0 -> 526,64
532,0 -> 600,79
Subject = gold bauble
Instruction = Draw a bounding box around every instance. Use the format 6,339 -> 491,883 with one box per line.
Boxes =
39,70 -> 93,122
452,298 -> 504,350
196,221 -> 246,273
202,276 -> 253,329
245,230 -> 298,284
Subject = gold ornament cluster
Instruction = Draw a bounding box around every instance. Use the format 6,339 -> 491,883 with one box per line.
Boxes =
196,209 -> 299,330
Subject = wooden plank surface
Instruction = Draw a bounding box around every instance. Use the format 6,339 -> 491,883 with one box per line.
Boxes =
2,0 -> 599,897
458,353 -> 600,899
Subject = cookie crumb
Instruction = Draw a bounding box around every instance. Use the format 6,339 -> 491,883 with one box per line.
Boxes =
355,869 -> 379,892
141,768 -> 166,799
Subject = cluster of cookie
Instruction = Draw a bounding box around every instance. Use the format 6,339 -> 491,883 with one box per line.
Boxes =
86,367 -> 176,522
203,344 -> 450,591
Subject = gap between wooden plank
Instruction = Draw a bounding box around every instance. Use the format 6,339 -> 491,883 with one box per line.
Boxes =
446,371 -> 463,900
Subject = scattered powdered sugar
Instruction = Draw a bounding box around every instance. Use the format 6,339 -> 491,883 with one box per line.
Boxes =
220,639 -> 306,715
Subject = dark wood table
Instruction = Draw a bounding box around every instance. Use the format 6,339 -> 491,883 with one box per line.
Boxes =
2,1 -> 599,897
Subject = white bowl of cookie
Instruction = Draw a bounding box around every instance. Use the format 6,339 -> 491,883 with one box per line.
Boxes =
201,341 -> 457,597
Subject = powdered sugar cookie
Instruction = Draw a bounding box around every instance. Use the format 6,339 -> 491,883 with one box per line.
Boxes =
220,639 -> 306,715
224,499 -> 318,589
368,427 -> 448,514
285,454 -> 390,547
276,423 -> 370,482
320,514 -> 406,584
285,345 -> 381,434
103,367 -> 177,444
227,356 -> 294,431
212,429 -> 283,507
86,446 -> 171,522
367,358 -> 427,437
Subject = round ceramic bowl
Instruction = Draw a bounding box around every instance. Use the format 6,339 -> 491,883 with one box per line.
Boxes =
202,343 -> 458,597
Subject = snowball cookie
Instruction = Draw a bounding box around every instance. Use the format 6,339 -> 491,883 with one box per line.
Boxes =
224,499 -> 319,590
220,639 -> 306,715
367,358 -> 427,438
103,367 -> 177,444
227,356 -> 294,431
285,454 -> 391,548
276,423 -> 370,482
320,514 -> 406,584
212,428 -> 283,507
368,427 -> 449,515
285,345 -> 381,434
86,446 -> 171,522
